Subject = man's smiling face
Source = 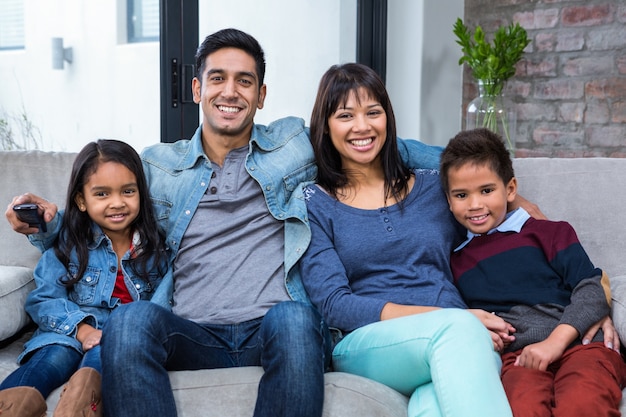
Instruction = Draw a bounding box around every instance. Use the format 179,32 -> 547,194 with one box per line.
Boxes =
193,47 -> 266,142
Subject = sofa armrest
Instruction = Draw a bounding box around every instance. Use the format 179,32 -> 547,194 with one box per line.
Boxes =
610,275 -> 626,348
0,266 -> 35,342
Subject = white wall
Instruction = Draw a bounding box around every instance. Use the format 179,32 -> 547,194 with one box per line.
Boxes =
198,0 -> 357,128
0,0 -> 462,152
0,0 -> 160,152
387,0 -> 464,146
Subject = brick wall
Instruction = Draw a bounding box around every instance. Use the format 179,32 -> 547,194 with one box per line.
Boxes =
462,0 -> 626,157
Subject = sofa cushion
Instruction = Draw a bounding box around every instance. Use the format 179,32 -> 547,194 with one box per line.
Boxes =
513,158 -> 626,279
167,367 -> 408,417
0,266 -> 35,342
0,150 -> 76,269
3,345 -> 408,417
610,275 -> 626,348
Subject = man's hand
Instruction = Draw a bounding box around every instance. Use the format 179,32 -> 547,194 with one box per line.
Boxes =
582,315 -> 620,352
5,193 -> 58,234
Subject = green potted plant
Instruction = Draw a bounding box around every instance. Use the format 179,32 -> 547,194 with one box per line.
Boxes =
453,18 -> 530,154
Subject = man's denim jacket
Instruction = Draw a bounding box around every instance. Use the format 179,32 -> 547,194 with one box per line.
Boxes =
31,116 -> 442,309
20,223 -> 164,363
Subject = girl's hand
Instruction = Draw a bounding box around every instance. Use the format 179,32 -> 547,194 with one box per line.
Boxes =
76,322 -> 102,351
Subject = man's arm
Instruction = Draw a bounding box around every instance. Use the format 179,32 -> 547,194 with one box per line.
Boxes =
397,137 -> 443,170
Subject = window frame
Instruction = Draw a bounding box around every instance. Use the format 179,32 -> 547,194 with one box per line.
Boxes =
0,0 -> 25,51
128,0 -> 159,44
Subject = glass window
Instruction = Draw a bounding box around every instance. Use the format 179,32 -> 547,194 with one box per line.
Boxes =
0,0 -> 24,50
128,0 -> 159,43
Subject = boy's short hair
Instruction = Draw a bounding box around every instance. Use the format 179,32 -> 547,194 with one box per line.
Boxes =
440,128 -> 515,193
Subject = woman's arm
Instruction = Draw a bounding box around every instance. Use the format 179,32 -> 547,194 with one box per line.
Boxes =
380,303 -> 439,320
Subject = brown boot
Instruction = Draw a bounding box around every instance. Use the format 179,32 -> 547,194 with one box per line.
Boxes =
0,386 -> 47,417
53,367 -> 102,417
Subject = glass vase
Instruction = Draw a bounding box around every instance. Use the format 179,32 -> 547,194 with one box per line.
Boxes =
466,80 -> 517,156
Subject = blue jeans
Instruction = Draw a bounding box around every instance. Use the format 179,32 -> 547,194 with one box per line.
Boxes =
100,300 -> 332,417
332,309 -> 512,417
0,344 -> 100,398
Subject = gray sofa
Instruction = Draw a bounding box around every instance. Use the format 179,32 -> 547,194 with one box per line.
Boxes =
1,150 -> 625,416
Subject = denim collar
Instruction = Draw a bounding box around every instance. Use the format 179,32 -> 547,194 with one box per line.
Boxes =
86,223 -> 140,256
177,123 -> 284,171
454,207 -> 530,252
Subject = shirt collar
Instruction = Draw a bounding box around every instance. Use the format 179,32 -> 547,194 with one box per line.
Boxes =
454,207 -> 530,252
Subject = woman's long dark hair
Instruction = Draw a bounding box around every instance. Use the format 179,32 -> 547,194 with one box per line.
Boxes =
55,139 -> 167,286
310,63 -> 411,204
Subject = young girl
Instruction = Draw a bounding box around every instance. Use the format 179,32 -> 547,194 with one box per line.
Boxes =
0,139 -> 168,417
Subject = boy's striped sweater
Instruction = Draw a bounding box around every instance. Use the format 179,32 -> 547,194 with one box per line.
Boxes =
451,215 -> 609,353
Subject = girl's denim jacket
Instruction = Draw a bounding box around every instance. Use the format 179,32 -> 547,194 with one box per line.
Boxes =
30,116 -> 441,310
20,223 -> 166,363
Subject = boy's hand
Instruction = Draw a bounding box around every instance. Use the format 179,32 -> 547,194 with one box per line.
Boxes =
515,324 -> 577,370
514,340 -> 564,371
6,193 -> 58,234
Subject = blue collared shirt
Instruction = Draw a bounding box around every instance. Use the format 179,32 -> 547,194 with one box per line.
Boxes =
454,207 -> 531,252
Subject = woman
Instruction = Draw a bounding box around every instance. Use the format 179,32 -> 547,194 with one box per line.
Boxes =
299,63 -> 513,417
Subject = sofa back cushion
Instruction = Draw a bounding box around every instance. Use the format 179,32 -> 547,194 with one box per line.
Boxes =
0,150 -> 76,268
1,153 -> 623,277
513,157 -> 625,278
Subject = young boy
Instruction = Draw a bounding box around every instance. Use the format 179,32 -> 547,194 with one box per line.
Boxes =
440,128 -> 626,417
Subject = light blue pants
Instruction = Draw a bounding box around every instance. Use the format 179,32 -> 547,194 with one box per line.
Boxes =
332,308 -> 512,417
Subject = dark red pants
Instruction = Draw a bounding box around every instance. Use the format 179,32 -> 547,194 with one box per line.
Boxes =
501,342 -> 626,417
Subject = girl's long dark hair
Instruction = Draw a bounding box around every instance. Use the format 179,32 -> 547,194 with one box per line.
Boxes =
55,139 -> 167,286
310,63 -> 411,204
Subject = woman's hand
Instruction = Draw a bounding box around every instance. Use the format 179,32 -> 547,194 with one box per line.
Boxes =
469,309 -> 516,352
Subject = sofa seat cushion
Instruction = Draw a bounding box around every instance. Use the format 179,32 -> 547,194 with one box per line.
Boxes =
42,366 -> 409,416
168,367 -> 408,417
0,266 -> 35,342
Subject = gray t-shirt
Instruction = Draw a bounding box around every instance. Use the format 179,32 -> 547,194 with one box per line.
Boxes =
172,146 -> 290,324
